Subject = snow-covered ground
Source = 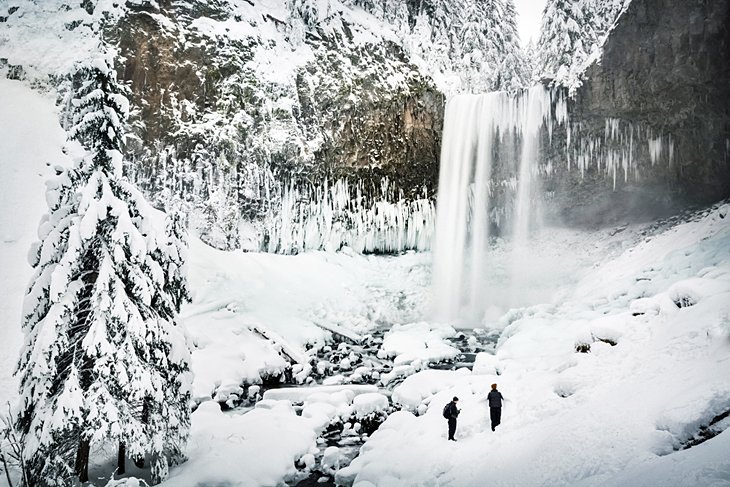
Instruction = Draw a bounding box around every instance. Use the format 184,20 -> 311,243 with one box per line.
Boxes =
2,78 -> 730,487
183,239 -> 431,402
340,203 -> 730,487
173,203 -> 730,487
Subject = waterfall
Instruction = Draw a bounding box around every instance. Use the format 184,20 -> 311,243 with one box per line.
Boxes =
431,85 -> 566,324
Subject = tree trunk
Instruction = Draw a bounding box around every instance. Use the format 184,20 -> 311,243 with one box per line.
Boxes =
133,399 -> 151,469
1,452 -> 14,487
117,442 -> 126,475
75,438 -> 90,483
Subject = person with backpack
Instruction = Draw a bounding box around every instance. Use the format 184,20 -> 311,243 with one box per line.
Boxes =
443,396 -> 460,441
487,383 -> 504,431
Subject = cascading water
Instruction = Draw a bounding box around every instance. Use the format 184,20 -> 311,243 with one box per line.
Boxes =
432,85 -> 567,324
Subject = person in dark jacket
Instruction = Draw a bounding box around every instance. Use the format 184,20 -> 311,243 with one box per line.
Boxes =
446,396 -> 460,441
487,383 -> 504,431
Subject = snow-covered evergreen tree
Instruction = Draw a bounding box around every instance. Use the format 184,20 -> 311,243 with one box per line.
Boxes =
350,0 -> 528,93
523,39 -> 540,84
493,0 -> 529,92
430,0 -> 461,40
406,7 -> 454,88
457,0 -> 528,92
16,53 -> 192,486
348,0 -> 409,31
536,0 -> 631,92
162,204 -> 192,311
287,0 -> 330,28
457,0 -> 489,91
536,0 -> 599,91
592,0 -> 632,43
14,162 -> 82,486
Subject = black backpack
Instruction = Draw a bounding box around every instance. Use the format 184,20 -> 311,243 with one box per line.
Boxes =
442,402 -> 451,418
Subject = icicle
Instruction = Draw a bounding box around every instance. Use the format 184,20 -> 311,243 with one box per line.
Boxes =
263,175 -> 435,254
648,136 -> 663,165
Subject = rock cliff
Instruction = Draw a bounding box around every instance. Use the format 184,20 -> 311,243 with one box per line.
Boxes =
3,0 -> 727,247
113,0 -> 444,250
548,0 -> 730,225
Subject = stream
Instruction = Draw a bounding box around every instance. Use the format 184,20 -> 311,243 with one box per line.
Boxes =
227,327 -> 500,487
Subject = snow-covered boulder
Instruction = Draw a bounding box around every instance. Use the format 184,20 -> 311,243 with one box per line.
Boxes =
472,351 -> 498,375
352,393 -> 389,419
321,446 -> 342,473
380,322 -> 460,366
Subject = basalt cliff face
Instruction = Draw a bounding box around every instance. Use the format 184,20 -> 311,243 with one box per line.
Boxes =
547,0 -> 730,225
113,0 -> 444,251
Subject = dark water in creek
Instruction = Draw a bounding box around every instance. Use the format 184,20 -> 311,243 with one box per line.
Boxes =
230,327 -> 499,487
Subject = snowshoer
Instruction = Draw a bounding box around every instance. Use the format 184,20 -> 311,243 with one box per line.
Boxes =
444,396 -> 460,441
487,384 -> 504,431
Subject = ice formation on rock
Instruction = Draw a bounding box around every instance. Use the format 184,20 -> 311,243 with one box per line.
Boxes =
568,118 -> 676,189
262,178 -> 434,254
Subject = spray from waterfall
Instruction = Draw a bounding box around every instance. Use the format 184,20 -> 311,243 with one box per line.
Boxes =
431,85 -> 567,324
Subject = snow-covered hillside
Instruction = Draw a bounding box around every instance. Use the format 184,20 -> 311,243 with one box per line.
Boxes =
340,202 -> 730,487
0,79 -> 72,408
171,198 -> 730,487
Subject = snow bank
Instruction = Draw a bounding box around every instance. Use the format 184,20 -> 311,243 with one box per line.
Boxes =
262,386 -> 390,431
352,393 -> 389,419
184,240 -> 430,401
263,385 -> 378,404
390,369 -> 480,412
0,79 -> 71,407
471,352 -> 499,376
578,428 -> 730,487
161,400 -> 319,487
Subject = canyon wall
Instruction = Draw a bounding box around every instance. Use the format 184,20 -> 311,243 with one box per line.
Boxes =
547,0 -> 730,225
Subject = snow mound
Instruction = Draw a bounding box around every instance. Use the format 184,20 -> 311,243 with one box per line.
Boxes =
352,393 -> 389,419
379,322 -> 460,366
162,400 -> 319,487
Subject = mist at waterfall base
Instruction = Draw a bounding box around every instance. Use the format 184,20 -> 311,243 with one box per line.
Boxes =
432,86 -> 574,325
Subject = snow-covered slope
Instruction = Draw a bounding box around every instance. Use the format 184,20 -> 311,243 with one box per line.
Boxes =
170,200 -> 730,487
183,239 -> 431,402
0,79 -> 72,408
